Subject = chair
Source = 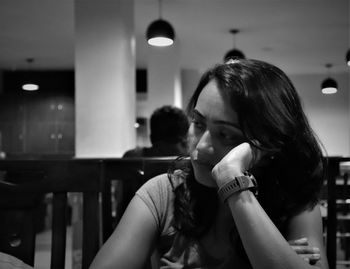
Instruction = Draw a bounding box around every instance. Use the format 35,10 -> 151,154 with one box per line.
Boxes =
0,158 -> 189,269
0,159 -> 103,269
322,157 -> 350,269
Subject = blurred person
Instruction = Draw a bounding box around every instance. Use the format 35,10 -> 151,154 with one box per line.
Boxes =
123,105 -> 190,158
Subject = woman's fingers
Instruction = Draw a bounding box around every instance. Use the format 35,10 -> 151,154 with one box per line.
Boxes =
288,237 -> 308,245
299,254 -> 321,264
288,237 -> 321,265
291,246 -> 320,254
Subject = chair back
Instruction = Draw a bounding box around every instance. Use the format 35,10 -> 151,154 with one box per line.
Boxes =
0,159 -> 103,269
0,158 -> 190,269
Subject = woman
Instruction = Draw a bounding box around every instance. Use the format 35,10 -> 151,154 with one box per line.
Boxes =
90,59 -> 328,269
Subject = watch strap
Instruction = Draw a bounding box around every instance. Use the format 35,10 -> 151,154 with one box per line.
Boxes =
217,172 -> 257,203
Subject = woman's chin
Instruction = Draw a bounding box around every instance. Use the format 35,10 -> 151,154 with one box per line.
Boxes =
192,163 -> 217,188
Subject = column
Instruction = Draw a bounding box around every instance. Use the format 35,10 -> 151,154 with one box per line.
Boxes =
75,0 -> 136,157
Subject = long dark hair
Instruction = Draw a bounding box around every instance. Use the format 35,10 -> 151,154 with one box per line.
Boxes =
171,59 -> 325,239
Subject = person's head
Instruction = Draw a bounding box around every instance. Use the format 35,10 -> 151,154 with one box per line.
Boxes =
150,105 -> 189,147
186,59 -> 324,191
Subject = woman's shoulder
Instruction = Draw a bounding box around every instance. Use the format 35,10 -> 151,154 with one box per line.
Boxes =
137,170 -> 184,196
135,170 -> 184,233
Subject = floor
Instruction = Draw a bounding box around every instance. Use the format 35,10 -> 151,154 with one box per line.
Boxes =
34,227 -> 73,269
336,237 -> 350,269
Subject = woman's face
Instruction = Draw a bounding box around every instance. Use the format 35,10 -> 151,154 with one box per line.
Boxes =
188,80 -> 246,187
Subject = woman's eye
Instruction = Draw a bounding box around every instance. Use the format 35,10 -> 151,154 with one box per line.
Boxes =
191,119 -> 205,130
217,131 -> 245,145
219,131 -> 234,140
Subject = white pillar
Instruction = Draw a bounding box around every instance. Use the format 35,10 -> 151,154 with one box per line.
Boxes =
146,41 -> 182,118
75,0 -> 136,157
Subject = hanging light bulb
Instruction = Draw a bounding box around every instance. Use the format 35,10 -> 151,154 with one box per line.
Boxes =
147,19 -> 175,46
224,29 -> 246,62
346,49 -> 350,67
22,83 -> 39,91
321,78 -> 338,94
146,0 -> 175,47
22,58 -> 39,91
321,64 -> 338,94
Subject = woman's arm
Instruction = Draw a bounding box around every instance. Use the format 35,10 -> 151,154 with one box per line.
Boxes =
227,191 -> 328,269
212,142 -> 328,269
286,205 -> 328,268
89,195 -> 158,269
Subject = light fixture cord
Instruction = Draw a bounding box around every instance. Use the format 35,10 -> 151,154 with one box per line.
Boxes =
230,29 -> 239,49
326,63 -> 332,77
158,0 -> 162,19
26,58 -> 34,71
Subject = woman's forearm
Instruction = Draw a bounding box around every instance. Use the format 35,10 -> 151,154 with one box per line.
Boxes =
226,190 -> 320,269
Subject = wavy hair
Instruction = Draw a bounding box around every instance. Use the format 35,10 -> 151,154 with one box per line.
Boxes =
170,59 -> 325,239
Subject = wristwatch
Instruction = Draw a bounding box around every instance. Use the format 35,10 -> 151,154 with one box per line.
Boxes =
217,171 -> 258,203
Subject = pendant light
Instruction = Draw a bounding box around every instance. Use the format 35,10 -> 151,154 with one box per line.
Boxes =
224,29 -> 246,62
146,0 -> 175,47
321,63 -> 338,94
22,58 -> 39,91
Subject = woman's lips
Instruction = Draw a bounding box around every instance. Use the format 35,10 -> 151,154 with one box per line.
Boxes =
191,151 -> 215,168
195,161 -> 214,170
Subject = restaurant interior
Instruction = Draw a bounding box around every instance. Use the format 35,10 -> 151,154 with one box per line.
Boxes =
0,0 -> 349,268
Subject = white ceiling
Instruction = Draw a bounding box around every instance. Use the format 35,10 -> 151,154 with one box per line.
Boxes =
0,0 -> 349,75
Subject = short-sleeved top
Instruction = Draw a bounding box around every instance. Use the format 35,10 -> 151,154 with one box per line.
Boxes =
0,252 -> 34,269
136,173 -> 252,269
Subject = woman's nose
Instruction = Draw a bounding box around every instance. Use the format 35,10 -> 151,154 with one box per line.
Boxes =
196,130 -> 214,153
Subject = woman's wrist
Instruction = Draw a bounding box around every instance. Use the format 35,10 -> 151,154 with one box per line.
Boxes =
226,188 -> 254,202
212,164 -> 244,188
217,172 -> 258,203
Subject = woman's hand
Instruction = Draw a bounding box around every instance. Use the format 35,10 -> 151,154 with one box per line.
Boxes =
289,237 -> 321,265
211,142 -> 254,188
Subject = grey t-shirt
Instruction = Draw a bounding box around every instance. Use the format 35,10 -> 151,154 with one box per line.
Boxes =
136,173 -> 251,269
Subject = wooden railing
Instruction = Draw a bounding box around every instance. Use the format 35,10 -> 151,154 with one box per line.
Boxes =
0,159 -> 104,269
0,157 -> 348,269
0,158 -> 181,269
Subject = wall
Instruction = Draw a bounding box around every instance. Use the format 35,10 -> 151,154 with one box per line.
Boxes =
290,72 -> 349,157
137,43 -> 182,120
181,69 -> 201,109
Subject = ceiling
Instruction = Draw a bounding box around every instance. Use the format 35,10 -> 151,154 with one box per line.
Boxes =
0,0 -> 349,75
